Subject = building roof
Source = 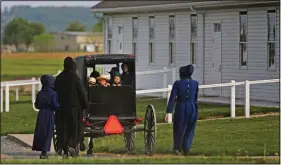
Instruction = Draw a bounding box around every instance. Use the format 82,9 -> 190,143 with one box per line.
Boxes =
51,31 -> 103,36
91,1 -> 203,9
91,0 -> 279,13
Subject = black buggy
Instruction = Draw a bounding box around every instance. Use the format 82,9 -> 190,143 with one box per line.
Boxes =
53,54 -> 157,156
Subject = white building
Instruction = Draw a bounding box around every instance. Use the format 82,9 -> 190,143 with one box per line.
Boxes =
92,0 -> 280,103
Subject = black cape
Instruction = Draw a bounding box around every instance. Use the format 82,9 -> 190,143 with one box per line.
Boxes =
54,58 -> 88,150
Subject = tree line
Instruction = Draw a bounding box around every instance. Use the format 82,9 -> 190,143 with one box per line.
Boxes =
3,17 -> 103,52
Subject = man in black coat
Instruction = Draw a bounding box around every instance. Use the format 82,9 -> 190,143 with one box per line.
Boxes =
54,57 -> 88,158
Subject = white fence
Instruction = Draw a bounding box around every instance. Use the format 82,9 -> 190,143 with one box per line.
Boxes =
136,78 -> 280,120
1,69 -> 279,119
1,68 -> 175,113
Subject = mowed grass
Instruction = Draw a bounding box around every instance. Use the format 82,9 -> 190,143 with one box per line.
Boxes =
1,94 -> 279,136
2,156 -> 280,164
1,52 -> 97,81
89,115 -> 280,156
1,58 -> 63,80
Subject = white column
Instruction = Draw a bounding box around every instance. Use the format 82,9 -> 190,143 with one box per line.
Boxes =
15,88 -> 19,101
244,80 -> 250,118
37,78 -> 42,91
230,80 -> 236,118
32,77 -> 36,103
1,85 -> 4,113
5,84 -> 10,112
172,67 -> 177,82
163,67 -> 167,98
167,85 -> 172,104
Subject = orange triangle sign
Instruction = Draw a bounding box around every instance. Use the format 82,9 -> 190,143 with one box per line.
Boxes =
104,115 -> 124,134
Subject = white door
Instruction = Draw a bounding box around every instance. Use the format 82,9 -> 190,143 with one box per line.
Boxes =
117,25 -> 124,53
212,22 -> 222,96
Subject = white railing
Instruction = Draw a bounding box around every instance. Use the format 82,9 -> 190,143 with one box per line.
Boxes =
1,68 -> 175,113
136,78 -> 280,122
1,70 -> 62,113
1,68 -> 279,120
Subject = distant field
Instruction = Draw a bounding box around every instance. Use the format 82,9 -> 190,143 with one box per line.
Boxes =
1,52 -> 103,81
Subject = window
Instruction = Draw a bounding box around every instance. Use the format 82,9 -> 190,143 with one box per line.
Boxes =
149,16 -> 155,63
190,14 -> 197,64
239,11 -> 247,67
169,15 -> 175,40
108,40 -> 111,54
190,43 -> 196,64
149,42 -> 154,63
132,17 -> 138,40
132,43 -> 136,55
132,17 -> 138,60
65,45 -> 69,51
214,23 -> 221,32
149,16 -> 155,40
169,15 -> 176,64
107,17 -> 112,54
267,10 -> 276,68
169,42 -> 175,64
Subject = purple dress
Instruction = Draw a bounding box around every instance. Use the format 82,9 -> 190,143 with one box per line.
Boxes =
32,75 -> 59,152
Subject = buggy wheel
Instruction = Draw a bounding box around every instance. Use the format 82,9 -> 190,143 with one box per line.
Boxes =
144,104 -> 157,156
124,127 -> 136,153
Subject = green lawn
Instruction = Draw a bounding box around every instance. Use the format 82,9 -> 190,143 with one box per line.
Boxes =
1,94 -> 279,136
2,156 -> 279,164
1,58 -> 63,81
89,115 -> 279,156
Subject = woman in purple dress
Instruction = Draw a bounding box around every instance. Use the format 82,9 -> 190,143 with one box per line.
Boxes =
32,75 -> 59,159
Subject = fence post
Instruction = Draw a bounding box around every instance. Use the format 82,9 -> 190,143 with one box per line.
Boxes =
167,85 -> 173,124
244,80 -> 250,118
32,77 -> 36,103
1,84 -> 4,113
5,84 -> 10,112
230,80 -> 235,118
15,88 -> 19,101
163,67 -> 167,98
38,77 -> 42,91
167,85 -> 172,104
172,67 -> 177,82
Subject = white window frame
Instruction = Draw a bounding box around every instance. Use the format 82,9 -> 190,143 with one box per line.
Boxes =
267,9 -> 277,70
132,17 -> 138,62
169,15 -> 176,66
149,16 -> 155,64
106,17 -> 113,54
190,14 -> 197,65
239,11 -> 248,68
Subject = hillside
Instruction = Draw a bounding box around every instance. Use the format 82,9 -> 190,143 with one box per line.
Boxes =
1,5 -> 102,33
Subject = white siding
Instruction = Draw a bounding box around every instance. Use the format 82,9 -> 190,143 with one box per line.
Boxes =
104,5 -> 280,102
203,7 -> 280,102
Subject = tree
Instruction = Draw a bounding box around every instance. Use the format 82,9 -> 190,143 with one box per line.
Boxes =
92,19 -> 103,32
3,18 -> 29,50
3,17 -> 45,51
24,22 -> 46,50
65,20 -> 86,32
33,33 -> 55,52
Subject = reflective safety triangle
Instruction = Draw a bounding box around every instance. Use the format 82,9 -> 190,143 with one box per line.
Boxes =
104,115 -> 124,134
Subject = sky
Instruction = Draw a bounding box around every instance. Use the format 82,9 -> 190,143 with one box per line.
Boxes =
1,1 -> 100,10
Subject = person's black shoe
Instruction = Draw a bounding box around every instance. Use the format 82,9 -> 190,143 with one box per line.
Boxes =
40,152 -> 48,159
87,149 -> 93,155
183,150 -> 189,156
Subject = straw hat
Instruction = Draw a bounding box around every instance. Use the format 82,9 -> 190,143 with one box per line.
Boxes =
96,75 -> 109,81
88,77 -> 96,84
